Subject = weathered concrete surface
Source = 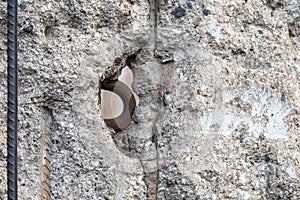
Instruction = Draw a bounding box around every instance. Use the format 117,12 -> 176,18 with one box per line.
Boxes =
0,0 -> 299,199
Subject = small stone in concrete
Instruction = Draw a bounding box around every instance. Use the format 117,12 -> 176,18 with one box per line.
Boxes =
171,7 -> 186,18
23,24 -> 34,33
202,9 -> 211,16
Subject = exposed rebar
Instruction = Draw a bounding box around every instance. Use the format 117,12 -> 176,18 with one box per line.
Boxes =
7,0 -> 18,199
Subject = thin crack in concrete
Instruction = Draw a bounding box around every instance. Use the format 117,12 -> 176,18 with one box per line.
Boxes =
138,157 -> 150,198
148,0 -> 159,51
152,122 -> 160,200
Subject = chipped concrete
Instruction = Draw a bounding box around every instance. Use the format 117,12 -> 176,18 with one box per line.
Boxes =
0,0 -> 299,199
199,85 -> 292,139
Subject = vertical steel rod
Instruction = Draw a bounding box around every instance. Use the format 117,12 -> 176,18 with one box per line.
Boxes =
7,0 -> 18,199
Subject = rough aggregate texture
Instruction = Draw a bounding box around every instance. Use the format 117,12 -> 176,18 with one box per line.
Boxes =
0,0 -> 299,199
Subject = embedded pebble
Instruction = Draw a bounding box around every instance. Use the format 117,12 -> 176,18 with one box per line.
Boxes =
171,7 -> 186,18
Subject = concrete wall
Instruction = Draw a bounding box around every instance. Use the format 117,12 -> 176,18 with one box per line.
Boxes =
0,0 -> 299,199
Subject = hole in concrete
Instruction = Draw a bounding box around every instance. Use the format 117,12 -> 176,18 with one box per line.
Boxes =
100,66 -> 139,131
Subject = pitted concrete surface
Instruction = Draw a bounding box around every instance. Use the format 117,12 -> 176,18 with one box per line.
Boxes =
0,0 -> 299,199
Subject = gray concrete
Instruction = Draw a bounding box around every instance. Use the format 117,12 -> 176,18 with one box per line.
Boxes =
0,0 -> 299,199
